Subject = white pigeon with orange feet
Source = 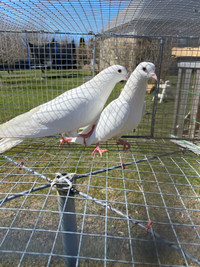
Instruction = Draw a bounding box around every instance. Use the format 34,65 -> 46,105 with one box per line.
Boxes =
71,62 -> 157,156
0,65 -> 128,153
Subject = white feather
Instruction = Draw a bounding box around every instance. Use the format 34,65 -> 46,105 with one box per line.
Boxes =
0,138 -> 23,153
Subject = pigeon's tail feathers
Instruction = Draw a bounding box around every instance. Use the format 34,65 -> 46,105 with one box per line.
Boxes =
70,137 -> 85,145
0,138 -> 23,153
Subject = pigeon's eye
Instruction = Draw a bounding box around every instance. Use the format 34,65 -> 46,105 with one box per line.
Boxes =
142,67 -> 146,72
118,69 -> 122,73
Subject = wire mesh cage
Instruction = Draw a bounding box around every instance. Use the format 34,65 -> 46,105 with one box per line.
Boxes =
0,1 -> 200,266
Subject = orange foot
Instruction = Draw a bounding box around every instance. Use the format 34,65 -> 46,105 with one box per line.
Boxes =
59,136 -> 72,147
117,139 -> 130,150
92,146 -> 108,157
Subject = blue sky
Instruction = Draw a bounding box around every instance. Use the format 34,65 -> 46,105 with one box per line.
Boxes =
1,0 -> 129,35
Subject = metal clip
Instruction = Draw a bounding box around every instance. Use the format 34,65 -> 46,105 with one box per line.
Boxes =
18,161 -> 24,170
145,220 -> 153,233
51,172 -> 76,191
121,161 -> 125,169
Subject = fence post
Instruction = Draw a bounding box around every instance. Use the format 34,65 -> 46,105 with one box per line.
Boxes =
26,38 -> 31,69
53,173 -> 78,267
151,37 -> 164,137
92,35 -> 97,77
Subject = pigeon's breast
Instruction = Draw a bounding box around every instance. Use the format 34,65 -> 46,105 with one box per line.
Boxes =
119,101 -> 144,136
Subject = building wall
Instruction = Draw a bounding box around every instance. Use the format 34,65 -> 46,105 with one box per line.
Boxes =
98,36 -> 173,79
98,37 -> 138,72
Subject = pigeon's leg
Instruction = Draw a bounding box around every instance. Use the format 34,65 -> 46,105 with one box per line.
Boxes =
117,139 -> 130,150
92,144 -> 108,157
79,124 -> 96,146
59,135 -> 72,147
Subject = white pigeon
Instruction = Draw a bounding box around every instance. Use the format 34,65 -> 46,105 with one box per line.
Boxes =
0,65 -> 128,153
71,62 -> 157,156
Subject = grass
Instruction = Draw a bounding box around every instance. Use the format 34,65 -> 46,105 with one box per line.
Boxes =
0,70 -> 200,266
0,69 -> 93,122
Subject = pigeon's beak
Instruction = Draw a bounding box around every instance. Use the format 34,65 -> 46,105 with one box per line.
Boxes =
151,73 -> 158,81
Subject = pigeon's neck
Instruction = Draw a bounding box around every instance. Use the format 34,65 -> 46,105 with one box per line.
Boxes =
119,74 -> 147,103
92,75 -> 119,99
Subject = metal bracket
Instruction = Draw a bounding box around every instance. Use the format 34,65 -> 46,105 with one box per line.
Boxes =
51,172 -> 76,192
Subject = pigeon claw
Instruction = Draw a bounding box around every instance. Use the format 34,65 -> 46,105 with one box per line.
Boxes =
117,139 -> 130,150
59,137 -> 72,147
92,146 -> 108,157
79,124 -> 96,146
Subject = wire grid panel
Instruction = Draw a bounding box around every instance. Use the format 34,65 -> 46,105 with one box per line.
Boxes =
0,139 -> 199,266
0,31 -> 93,123
171,57 -> 200,140
1,0 -> 200,37
1,31 -> 200,139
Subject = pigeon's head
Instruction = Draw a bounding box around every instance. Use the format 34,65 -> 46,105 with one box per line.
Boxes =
103,65 -> 129,81
136,62 -> 157,81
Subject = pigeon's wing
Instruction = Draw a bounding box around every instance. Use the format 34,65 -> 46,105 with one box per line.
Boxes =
142,101 -> 146,116
0,87 -> 102,138
88,99 -> 130,144
31,89 -> 94,132
0,106 -> 42,138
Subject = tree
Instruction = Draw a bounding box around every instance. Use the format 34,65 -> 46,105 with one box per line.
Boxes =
77,37 -> 88,67
0,32 -> 27,72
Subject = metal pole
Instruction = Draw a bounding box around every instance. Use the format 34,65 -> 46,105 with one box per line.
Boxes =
151,37 -> 164,137
92,35 -> 97,77
53,173 -> 78,267
55,39 -> 61,68
26,38 -> 31,69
